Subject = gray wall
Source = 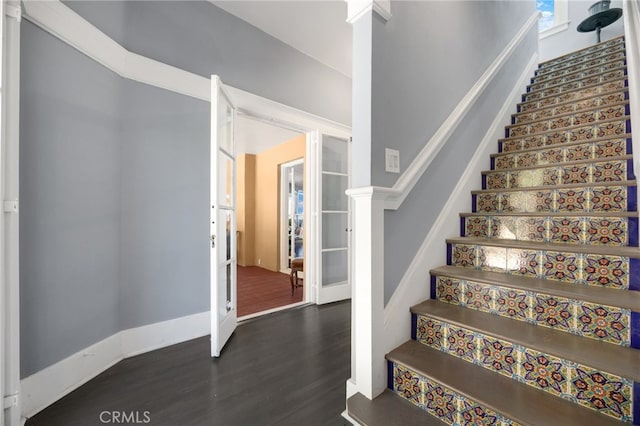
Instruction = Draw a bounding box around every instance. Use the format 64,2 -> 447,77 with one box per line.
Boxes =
359,1 -> 537,302
539,0 -> 625,62
21,1 -> 351,376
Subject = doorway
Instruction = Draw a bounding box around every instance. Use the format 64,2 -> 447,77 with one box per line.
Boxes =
280,159 -> 304,273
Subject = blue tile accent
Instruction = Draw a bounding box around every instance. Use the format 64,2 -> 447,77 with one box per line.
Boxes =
387,360 -> 394,390
498,141 -> 503,152
625,91 -> 630,101
446,244 -> 452,265
430,275 -> 437,300
511,116 -> 516,126
482,174 -> 487,190
460,217 -> 465,237
521,95 -> 526,103
625,103 -> 631,116
626,119 -> 632,134
625,79 -> 629,88
627,137 -> 633,154
631,312 -> 640,349
472,194 -> 477,213
628,159 -> 635,180
629,217 -> 639,247
491,157 -> 495,170
628,185 -> 637,212
411,313 -> 418,341
629,258 -> 640,291
633,382 -> 640,426
505,128 -> 510,138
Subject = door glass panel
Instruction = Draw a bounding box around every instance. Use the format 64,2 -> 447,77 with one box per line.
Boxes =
225,210 -> 232,261
322,213 -> 347,249
226,263 -> 232,311
219,155 -> 233,208
218,267 -> 228,319
217,92 -> 233,154
322,249 -> 348,286
322,174 -> 348,211
322,135 -> 348,174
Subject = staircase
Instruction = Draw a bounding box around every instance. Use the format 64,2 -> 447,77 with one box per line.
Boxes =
348,36 -> 640,425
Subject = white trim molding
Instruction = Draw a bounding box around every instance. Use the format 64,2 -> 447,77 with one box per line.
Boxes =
21,311 -> 210,420
21,0 -> 351,138
539,20 -> 570,40
346,0 -> 391,24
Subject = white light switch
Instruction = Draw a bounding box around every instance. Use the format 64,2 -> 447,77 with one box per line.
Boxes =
385,148 -> 400,173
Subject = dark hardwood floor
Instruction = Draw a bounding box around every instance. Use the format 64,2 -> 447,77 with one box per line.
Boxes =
26,301 -> 352,426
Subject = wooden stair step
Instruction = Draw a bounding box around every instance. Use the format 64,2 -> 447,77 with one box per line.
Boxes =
529,61 -> 626,89
347,390 -> 443,426
537,36 -> 623,68
430,265 -> 640,311
411,300 -> 640,382
461,211 -> 638,218
493,133 -> 631,158
483,154 -> 632,174
471,178 -> 637,193
526,67 -> 627,96
387,340 -> 626,426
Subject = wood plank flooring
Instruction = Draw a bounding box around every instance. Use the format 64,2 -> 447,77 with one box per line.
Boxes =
237,266 -> 303,317
25,301 -> 351,426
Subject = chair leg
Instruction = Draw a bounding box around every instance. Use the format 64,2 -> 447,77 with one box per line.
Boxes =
290,270 -> 295,295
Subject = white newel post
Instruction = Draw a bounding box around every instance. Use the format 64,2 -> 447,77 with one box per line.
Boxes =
347,188 -> 388,400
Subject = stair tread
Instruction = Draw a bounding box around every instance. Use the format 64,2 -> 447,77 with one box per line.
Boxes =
529,62 -> 626,88
347,390 -> 443,426
461,211 -> 638,218
520,77 -> 627,106
411,300 -> 640,382
447,236 -> 640,257
471,179 -> 637,194
431,265 -> 640,311
482,154 -> 633,175
387,340 -> 626,426
538,35 -> 624,66
492,133 -> 632,157
525,69 -> 627,97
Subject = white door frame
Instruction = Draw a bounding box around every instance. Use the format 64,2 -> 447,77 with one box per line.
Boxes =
279,158 -> 305,274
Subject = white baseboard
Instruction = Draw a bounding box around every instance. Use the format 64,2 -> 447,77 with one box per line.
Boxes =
381,53 -> 539,353
20,311 -> 210,420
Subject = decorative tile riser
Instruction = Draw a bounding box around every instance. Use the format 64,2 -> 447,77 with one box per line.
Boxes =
536,41 -> 625,75
431,275 -> 635,346
536,38 -> 623,70
499,118 -> 630,153
446,242 -> 640,290
472,185 -> 637,214
530,59 -> 626,88
492,138 -> 631,170
461,215 -> 638,247
506,103 -> 628,138
389,361 -> 521,425
517,79 -> 628,114
525,69 -> 627,99
410,315 -> 636,422
513,90 -> 628,125
523,76 -> 627,104
483,158 -> 634,190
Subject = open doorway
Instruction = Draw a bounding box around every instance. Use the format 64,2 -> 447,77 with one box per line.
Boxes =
234,115 -> 308,319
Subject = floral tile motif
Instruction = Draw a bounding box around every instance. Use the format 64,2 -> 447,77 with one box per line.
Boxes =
436,277 -> 464,306
555,103 -> 574,116
556,189 -> 588,212
569,125 -> 595,142
545,131 -> 566,145
516,217 -> 546,242
393,363 -> 422,406
565,143 -> 592,161
591,186 -> 626,212
585,218 -> 627,246
446,326 -> 477,362
599,92 -> 626,107
509,125 -> 528,138
499,193 -> 515,212
573,111 -> 597,126
542,252 -> 580,282
550,116 -> 572,130
542,168 -> 560,186
582,254 -> 628,289
501,140 -> 521,152
479,246 -> 507,272
452,244 -> 478,268
537,107 -> 556,119
602,79 -> 626,92
531,120 -> 549,134
549,217 -> 583,244
515,113 -> 534,124
423,380 -> 457,425
495,155 -> 515,170
464,283 -> 493,312
477,193 -> 499,212
597,120 -> 627,138
532,190 -> 554,212
416,315 -> 445,349
598,105 -> 626,120
578,302 -> 630,346
592,161 -> 626,182
516,152 -> 538,168
459,399 -> 501,426
487,173 -> 508,190
522,135 -> 545,150
561,165 -> 590,184
520,351 -> 568,396
594,139 -> 626,157
532,295 -> 573,331
466,217 -> 491,238
576,97 -> 599,110
539,148 -> 564,164
571,367 -> 632,421
507,249 -> 540,277
495,288 -> 528,320
479,338 -> 517,377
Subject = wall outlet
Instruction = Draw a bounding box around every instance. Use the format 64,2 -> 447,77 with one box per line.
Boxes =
257,258 -> 261,265
385,148 -> 400,173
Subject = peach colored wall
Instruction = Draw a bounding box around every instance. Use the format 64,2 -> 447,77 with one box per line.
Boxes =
237,154 -> 256,267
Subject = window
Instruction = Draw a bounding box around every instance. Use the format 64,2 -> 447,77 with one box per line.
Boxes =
538,0 -> 569,38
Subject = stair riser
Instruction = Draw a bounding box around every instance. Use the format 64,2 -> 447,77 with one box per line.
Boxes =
461,215 -> 639,247
523,74 -> 627,104
389,360 -> 519,426
483,159 -> 634,190
514,89 -> 628,125
492,138 -> 631,170
472,185 -> 637,214
430,274 -> 637,347
518,79 -> 627,114
410,315 -> 636,423
446,242 -> 640,290
530,60 -> 625,89
506,103 -> 628,138
499,118 -> 630,153
536,40 -> 625,75
526,68 -> 626,98
537,38 -> 623,69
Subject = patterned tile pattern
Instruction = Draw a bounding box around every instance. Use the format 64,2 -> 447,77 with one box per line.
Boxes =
571,367 -> 632,421
520,351 -> 568,396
